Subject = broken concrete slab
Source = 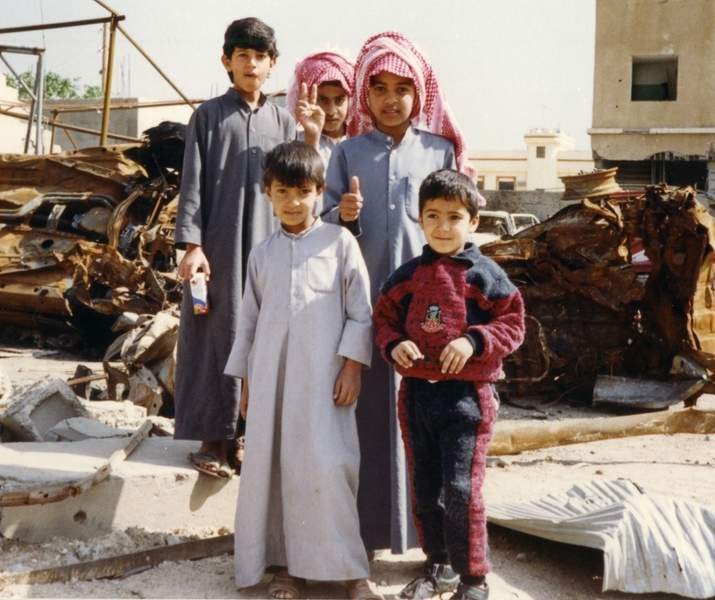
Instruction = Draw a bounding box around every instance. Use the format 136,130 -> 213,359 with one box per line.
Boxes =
592,375 -> 705,410
0,377 -> 91,441
0,437 -> 238,542
44,417 -> 129,442
80,399 -> 147,429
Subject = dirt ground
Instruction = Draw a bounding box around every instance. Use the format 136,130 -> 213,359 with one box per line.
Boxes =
1,349 -> 713,599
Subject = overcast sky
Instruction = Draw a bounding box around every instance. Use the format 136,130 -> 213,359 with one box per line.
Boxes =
1,0 -> 596,151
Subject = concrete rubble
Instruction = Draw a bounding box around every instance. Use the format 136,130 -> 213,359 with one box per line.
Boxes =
0,377 -> 91,441
0,435 -> 238,543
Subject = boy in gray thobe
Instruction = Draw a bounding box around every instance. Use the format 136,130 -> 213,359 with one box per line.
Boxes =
322,32 -> 472,553
174,19 -> 323,475
225,142 -> 378,599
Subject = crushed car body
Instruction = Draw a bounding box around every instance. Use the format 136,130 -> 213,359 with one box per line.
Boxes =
0,123 -> 184,342
481,183 -> 715,403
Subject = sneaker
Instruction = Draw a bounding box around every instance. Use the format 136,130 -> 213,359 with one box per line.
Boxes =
448,581 -> 489,600
397,563 -> 460,599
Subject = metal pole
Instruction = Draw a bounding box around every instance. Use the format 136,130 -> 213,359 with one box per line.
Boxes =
23,58 -> 41,153
50,97 -> 204,114
0,53 -> 37,100
49,109 -> 57,152
0,16 -> 125,35
99,16 -> 118,146
101,22 -> 108,91
116,25 -> 195,111
35,51 -> 45,154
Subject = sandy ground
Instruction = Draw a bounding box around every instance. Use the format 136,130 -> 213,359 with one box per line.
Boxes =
0,349 -> 713,599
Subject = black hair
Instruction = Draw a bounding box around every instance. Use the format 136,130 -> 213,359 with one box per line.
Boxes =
223,17 -> 278,63
419,169 -> 480,218
263,141 -> 325,189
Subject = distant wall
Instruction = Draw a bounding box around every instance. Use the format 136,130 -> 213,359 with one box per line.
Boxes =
481,190 -> 574,220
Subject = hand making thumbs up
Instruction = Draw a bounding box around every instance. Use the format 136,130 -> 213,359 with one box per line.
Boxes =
340,176 -> 363,222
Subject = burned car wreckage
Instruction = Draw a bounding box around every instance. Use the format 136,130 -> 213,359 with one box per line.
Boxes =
483,184 -> 715,406
0,122 -> 184,345
1,132 -> 713,408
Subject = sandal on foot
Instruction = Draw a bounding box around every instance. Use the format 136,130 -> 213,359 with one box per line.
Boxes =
449,582 -> 489,600
188,451 -> 235,479
346,578 -> 383,600
268,571 -> 304,599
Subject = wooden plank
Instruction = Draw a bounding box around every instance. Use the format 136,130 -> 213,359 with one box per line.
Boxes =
489,408 -> 715,456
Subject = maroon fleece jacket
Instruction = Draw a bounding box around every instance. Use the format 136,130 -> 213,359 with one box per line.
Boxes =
373,243 -> 525,382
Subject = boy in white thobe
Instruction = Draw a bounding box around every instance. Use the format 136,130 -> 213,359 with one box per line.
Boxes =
225,141 -> 380,600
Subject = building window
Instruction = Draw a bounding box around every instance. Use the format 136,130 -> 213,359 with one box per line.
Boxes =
476,176 -> 485,190
497,177 -> 516,191
536,146 -> 545,158
631,56 -> 677,101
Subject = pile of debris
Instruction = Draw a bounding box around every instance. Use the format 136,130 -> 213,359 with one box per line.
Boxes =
0,122 -> 184,347
482,182 -> 715,407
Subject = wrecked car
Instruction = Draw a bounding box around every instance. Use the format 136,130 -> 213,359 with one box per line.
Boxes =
0,122 -> 184,345
481,184 -> 715,404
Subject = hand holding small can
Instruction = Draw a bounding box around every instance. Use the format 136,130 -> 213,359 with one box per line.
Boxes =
190,272 -> 209,315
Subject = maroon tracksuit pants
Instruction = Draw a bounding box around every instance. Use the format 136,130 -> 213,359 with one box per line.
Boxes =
398,378 -> 497,577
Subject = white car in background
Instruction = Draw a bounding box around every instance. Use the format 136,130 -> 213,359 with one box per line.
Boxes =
471,210 -> 517,246
471,210 -> 540,246
512,212 -> 540,232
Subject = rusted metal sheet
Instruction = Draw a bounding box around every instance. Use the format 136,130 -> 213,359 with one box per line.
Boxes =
483,184 -> 715,402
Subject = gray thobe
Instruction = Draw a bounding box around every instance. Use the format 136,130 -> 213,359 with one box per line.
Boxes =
224,219 -> 372,587
323,127 -> 455,552
174,89 -> 295,440
297,130 -> 345,167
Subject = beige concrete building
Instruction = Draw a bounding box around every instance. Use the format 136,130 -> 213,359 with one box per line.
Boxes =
0,77 -> 35,153
589,0 -> 715,190
469,129 -> 593,191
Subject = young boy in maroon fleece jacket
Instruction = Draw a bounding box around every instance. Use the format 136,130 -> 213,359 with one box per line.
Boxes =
373,169 -> 525,600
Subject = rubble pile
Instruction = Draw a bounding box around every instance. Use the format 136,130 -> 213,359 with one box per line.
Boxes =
483,184 -> 715,403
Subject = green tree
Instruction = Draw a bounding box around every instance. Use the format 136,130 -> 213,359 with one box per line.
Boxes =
5,70 -> 103,100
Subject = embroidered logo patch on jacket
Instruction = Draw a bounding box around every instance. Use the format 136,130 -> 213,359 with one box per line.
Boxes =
421,303 -> 445,333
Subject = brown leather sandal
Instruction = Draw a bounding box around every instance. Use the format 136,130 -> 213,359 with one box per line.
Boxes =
268,571 -> 304,599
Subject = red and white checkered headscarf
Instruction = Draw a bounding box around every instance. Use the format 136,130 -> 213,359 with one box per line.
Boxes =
285,51 -> 355,118
348,31 -> 473,178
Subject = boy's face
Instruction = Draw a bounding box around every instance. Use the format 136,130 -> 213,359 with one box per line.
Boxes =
266,180 -> 322,234
367,72 -> 416,136
222,47 -> 275,95
419,197 -> 479,256
317,83 -> 349,138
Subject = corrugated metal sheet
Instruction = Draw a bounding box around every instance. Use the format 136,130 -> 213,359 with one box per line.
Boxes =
487,479 -> 715,598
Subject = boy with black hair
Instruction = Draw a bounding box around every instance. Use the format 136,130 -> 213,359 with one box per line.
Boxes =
225,141 -> 380,600
174,18 -> 322,477
373,169 -> 525,600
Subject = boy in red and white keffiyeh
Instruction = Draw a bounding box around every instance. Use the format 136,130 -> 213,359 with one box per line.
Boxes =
348,31 -> 474,180
286,51 -> 355,165
321,31 -> 482,573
